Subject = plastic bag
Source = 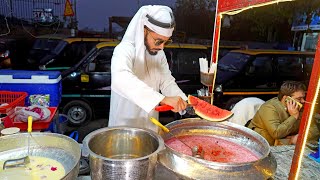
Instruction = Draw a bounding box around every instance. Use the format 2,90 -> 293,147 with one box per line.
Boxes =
14,105 -> 51,122
29,94 -> 50,107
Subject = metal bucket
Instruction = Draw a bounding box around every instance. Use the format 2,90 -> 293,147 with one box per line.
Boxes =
0,133 -> 81,179
83,126 -> 164,180
158,118 -> 277,180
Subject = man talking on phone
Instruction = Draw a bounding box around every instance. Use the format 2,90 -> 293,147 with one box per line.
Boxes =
248,81 -> 306,145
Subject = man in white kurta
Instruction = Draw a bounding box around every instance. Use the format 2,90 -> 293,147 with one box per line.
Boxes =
108,5 -> 188,132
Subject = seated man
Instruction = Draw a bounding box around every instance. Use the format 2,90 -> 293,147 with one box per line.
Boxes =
248,81 -> 306,146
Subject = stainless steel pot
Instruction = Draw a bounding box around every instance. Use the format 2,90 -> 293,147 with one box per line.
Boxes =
158,118 -> 277,180
0,133 -> 81,180
83,126 -> 164,180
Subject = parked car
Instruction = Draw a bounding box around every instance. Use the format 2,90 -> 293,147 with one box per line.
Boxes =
26,34 -> 118,70
0,38 -> 33,69
27,34 -> 66,68
0,40 -> 11,68
218,45 -> 242,59
206,45 -> 241,60
213,49 -> 315,109
166,43 -> 209,95
59,42 -> 209,126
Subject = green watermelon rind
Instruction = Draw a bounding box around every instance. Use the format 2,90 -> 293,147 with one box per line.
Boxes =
188,95 -> 233,122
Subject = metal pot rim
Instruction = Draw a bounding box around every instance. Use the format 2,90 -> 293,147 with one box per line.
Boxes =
0,132 -> 81,179
0,132 -> 76,139
162,118 -> 271,165
83,126 -> 165,161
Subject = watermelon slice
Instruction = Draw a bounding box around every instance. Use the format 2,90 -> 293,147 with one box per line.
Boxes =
188,95 -> 233,121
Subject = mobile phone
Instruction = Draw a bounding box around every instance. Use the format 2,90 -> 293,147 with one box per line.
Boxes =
285,96 -> 303,109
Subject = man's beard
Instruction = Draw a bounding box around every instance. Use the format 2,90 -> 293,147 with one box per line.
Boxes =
145,34 -> 158,56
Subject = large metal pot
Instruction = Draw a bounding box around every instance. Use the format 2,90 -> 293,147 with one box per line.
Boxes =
157,118 -> 277,180
0,133 -> 81,179
83,126 -> 164,180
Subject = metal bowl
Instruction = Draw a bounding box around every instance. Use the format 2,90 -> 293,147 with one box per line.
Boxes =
83,126 -> 164,180
158,118 -> 277,180
0,133 -> 81,180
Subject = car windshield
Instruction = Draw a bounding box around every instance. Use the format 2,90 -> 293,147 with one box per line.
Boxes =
32,38 -> 60,50
218,52 -> 250,72
29,38 -> 62,61
51,41 -> 68,55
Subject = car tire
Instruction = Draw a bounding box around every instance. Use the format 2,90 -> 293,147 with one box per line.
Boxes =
62,100 -> 92,127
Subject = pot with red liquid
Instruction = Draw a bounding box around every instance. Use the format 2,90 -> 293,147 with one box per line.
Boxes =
157,118 -> 277,180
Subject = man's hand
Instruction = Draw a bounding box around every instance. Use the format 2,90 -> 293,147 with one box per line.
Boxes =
160,96 -> 187,112
288,134 -> 299,145
286,99 -> 300,119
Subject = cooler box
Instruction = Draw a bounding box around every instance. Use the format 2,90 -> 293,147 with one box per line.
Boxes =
0,70 -> 62,106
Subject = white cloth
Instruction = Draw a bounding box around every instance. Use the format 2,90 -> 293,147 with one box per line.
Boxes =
228,97 -> 265,126
108,5 -> 187,132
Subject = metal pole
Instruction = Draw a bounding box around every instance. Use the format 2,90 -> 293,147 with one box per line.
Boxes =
9,0 -> 13,20
289,35 -> 320,180
210,0 -> 221,105
74,0 -> 77,30
293,31 -> 297,50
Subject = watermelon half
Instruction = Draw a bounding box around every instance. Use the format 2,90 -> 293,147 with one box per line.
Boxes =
188,95 -> 233,122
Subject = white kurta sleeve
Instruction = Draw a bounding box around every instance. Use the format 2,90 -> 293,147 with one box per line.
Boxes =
158,54 -> 188,101
111,43 -> 165,113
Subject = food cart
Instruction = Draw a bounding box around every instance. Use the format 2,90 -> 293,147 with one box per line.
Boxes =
77,0 -> 320,179
1,0 -> 319,179
210,0 -> 320,179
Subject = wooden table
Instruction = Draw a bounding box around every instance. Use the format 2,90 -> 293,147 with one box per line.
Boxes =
271,145 -> 320,179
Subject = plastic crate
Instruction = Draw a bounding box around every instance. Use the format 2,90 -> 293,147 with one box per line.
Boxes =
3,107 -> 57,131
0,70 -> 62,106
0,91 -> 28,115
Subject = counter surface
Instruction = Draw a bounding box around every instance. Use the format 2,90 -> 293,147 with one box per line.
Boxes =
78,145 -> 320,179
271,145 -> 320,180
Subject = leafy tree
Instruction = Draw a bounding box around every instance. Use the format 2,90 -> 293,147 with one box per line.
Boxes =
220,0 -> 320,42
173,0 -> 217,41
173,0 -> 320,43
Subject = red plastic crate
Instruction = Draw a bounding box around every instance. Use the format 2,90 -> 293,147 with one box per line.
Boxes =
0,91 -> 28,115
3,107 -> 57,131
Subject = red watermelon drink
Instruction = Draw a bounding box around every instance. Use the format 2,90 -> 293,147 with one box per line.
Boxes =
165,135 -> 259,163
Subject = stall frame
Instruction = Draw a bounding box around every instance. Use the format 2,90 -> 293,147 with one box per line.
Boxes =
211,0 -> 320,180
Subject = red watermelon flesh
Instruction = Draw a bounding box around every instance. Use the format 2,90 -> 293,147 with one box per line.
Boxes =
188,95 -> 233,121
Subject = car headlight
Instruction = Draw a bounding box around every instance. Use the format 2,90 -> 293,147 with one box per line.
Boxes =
70,72 -> 77,77
215,84 -> 223,92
